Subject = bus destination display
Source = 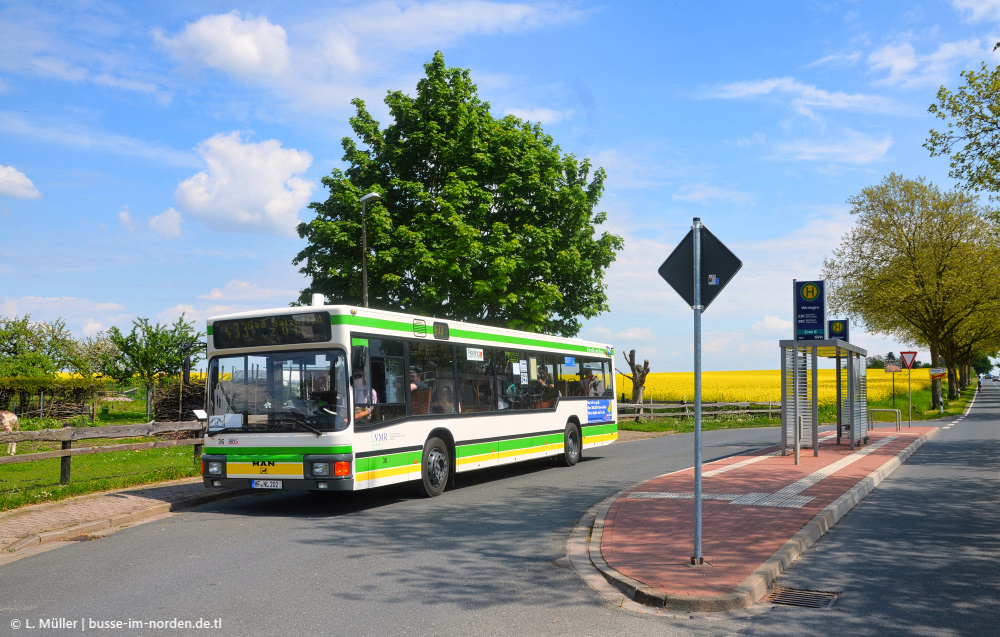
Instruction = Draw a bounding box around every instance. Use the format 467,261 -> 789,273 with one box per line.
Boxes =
213,312 -> 331,349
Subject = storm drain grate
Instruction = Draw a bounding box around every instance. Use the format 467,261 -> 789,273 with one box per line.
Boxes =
764,587 -> 839,609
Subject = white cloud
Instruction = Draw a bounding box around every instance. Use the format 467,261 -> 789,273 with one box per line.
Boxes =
775,129 -> 892,164
749,315 -> 793,336
710,77 -> 899,116
158,304 -> 234,326
174,131 -> 314,236
806,52 -> 862,68
198,280 -> 298,302
333,1 -> 583,57
118,205 -> 136,232
732,133 -> 766,147
149,207 -> 184,239
673,183 -> 755,205
0,296 -> 125,317
82,319 -> 103,336
0,112 -> 199,167
503,107 -> 572,124
868,38 -> 985,88
953,0 -> 1000,22
155,11 -> 290,79
0,165 -> 41,198
93,73 -> 159,95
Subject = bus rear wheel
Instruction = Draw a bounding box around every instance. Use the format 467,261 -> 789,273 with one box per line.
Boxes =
558,423 -> 581,467
416,436 -> 450,497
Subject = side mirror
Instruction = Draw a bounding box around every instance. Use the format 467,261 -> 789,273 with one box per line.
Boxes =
193,409 -> 208,421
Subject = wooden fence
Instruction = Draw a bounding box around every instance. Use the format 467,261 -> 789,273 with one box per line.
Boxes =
0,421 -> 205,485
618,401 -> 778,419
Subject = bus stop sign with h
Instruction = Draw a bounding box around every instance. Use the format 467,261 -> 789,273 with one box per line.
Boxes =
658,217 -> 742,566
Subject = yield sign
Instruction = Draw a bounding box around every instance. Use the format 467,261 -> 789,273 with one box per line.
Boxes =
900,351 -> 917,369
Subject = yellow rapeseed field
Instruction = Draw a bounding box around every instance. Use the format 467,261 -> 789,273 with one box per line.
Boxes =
616,368 -> 933,406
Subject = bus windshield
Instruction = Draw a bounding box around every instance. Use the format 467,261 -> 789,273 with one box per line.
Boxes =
207,349 -> 349,434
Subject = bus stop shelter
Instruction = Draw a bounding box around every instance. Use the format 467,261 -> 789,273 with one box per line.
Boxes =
779,339 -> 868,463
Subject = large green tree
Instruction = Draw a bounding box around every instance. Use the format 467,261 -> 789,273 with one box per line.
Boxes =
926,53 -> 1000,198
823,174 -> 1000,408
294,52 -> 623,336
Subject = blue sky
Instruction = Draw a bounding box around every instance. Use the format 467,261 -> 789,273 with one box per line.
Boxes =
1,0 -> 996,372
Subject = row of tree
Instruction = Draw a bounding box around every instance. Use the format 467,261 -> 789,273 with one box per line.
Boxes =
825,49 -> 1000,406
0,314 -> 202,418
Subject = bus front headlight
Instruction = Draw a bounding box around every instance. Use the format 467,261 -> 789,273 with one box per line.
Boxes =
311,462 -> 331,476
206,461 -> 224,475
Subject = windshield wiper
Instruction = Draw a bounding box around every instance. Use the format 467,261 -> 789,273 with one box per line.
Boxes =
271,414 -> 324,437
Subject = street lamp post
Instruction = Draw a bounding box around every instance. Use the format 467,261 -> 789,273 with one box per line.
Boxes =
359,192 -> 380,308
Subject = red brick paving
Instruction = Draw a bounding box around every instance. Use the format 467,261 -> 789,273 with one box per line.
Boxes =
601,428 -> 933,597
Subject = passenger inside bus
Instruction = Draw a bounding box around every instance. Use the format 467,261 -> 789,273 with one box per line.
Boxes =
432,385 -> 460,414
353,369 -> 377,423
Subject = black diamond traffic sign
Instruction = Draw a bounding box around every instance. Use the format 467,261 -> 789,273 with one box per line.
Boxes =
658,222 -> 742,310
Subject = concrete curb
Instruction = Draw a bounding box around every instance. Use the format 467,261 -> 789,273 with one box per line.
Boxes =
587,426 -> 942,612
3,488 -> 249,553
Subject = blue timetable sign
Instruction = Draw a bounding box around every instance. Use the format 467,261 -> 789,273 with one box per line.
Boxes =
828,319 -> 849,342
795,280 -> 826,341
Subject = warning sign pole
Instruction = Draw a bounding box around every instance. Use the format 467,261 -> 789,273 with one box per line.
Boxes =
900,352 -> 917,427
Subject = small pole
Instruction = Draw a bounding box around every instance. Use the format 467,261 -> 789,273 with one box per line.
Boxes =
908,367 -> 912,427
692,217 -> 704,566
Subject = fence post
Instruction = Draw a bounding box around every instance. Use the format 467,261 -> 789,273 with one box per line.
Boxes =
60,440 -> 72,485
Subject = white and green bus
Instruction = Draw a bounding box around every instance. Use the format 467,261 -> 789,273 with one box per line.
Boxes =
201,299 -> 617,496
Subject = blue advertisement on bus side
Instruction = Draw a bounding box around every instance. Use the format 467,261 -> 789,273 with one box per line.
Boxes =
587,399 -> 613,423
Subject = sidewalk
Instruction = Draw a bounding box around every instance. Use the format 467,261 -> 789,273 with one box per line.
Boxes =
586,424 -> 944,611
0,477 -> 247,555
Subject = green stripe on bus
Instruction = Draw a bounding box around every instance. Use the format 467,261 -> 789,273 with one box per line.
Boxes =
213,446 -> 352,456
207,325 -> 213,335
357,450 -> 421,473
331,314 -> 609,356
498,435 -> 556,453
582,423 -> 618,436
456,441 -> 497,458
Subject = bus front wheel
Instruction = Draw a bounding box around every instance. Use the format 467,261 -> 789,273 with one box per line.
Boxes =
559,423 -> 581,467
416,436 -> 450,497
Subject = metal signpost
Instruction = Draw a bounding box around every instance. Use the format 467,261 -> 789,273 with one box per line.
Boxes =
885,359 -> 901,408
900,351 -> 917,427
658,218 -> 742,566
792,281 -> 825,465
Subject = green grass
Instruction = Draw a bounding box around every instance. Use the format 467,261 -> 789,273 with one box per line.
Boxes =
620,412 -> 781,434
0,446 -> 200,512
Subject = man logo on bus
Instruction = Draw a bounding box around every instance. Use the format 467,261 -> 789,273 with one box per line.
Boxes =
799,283 -> 820,301
831,321 -> 845,334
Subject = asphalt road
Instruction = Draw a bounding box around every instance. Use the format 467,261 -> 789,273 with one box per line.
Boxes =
734,383 -> 1000,637
4,392 -> 997,637
2,426 -> 776,636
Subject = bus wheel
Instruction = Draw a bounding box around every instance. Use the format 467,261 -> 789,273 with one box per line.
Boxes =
416,436 -> 450,497
559,423 -> 581,467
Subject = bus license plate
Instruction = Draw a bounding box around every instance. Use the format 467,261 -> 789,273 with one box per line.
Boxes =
251,480 -> 283,489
